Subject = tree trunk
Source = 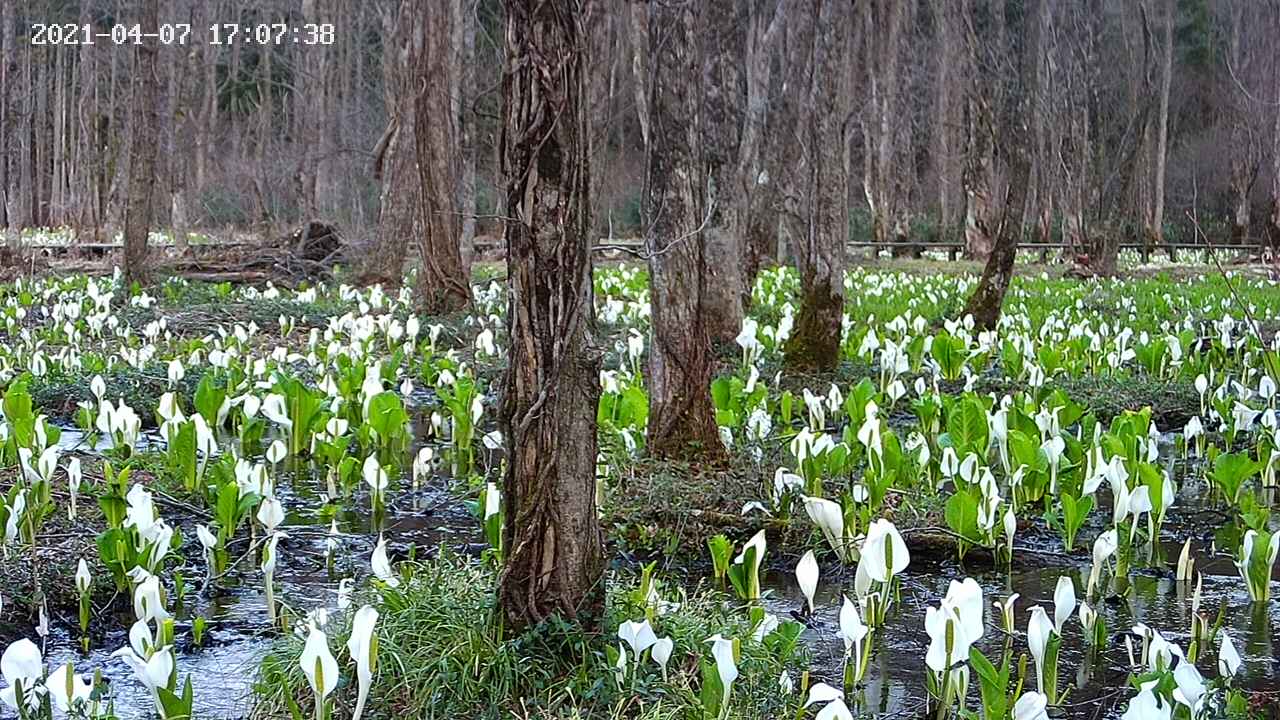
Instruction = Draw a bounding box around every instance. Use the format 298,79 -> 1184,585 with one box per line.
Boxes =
737,0 -> 787,305
698,0 -> 745,344
497,0 -> 604,632
640,0 -> 728,462
933,0 -> 956,237
962,93 -> 996,260
863,0 -> 913,252
962,0 -> 1038,330
783,0 -> 849,372
362,0 -> 418,285
123,0 -> 161,287
0,0 -> 12,232
458,0 -> 478,261
415,0 -> 471,313
1148,0 -> 1173,250
1271,5 -> 1280,247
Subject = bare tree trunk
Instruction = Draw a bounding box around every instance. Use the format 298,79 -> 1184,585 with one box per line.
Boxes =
362,0 -> 418,285
863,0 -> 914,252
962,94 -> 996,260
1271,5 -> 1280,247
784,0 -> 849,371
629,3 -> 651,148
497,0 -> 604,632
698,0 -> 745,343
123,0 -> 161,287
0,0 -> 13,233
962,0 -> 1038,330
738,0 -> 787,303
960,0 -> 998,261
1225,1 -> 1258,246
640,0 -> 727,461
1148,0 -> 1173,250
933,0 -> 956,237
458,0 -> 478,260
415,0 -> 471,313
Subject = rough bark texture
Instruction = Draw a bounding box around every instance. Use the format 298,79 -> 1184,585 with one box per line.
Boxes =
1147,0 -> 1173,250
697,0 -> 745,343
122,0 -> 160,287
362,1 -> 419,286
862,0 -> 914,252
962,93 -> 996,260
962,0 -> 1037,330
737,0 -> 788,304
641,0 -> 727,462
783,0 -> 848,371
415,0 -> 472,313
1272,5 -> 1280,247
0,0 -> 12,234
497,0 -> 605,633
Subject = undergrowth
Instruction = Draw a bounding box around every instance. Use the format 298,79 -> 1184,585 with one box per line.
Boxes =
252,554 -> 803,720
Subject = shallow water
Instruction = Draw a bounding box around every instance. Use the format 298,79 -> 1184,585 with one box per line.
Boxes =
762,543 -> 1278,719
759,435 -> 1280,719
12,424 -> 1279,718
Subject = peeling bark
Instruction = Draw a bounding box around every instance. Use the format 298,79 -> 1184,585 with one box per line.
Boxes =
497,0 -> 605,633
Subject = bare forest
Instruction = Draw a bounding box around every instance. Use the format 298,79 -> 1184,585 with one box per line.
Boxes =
5,0 -> 1280,278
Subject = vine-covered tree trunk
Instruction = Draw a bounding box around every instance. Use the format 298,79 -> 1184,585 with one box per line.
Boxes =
122,0 -> 160,287
497,0 -> 605,633
783,0 -> 848,372
641,0 -> 727,461
415,0 -> 471,313
963,0 -> 1038,329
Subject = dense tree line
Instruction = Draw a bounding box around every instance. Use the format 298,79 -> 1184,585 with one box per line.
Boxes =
4,1 -> 1280,265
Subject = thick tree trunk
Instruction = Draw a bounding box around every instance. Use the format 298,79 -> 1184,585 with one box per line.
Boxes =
0,0 -> 12,232
362,1 -> 418,286
1148,0 -> 1173,250
497,0 -> 604,633
863,0 -> 913,252
783,0 -> 848,372
458,0 -> 478,260
698,0 -> 745,344
962,94 -> 996,260
933,0 -> 956,237
641,1 -> 727,462
415,0 -> 471,313
737,0 -> 787,304
1271,6 -> 1280,248
122,0 -> 161,287
962,0 -> 1038,330
1226,4 -> 1255,246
